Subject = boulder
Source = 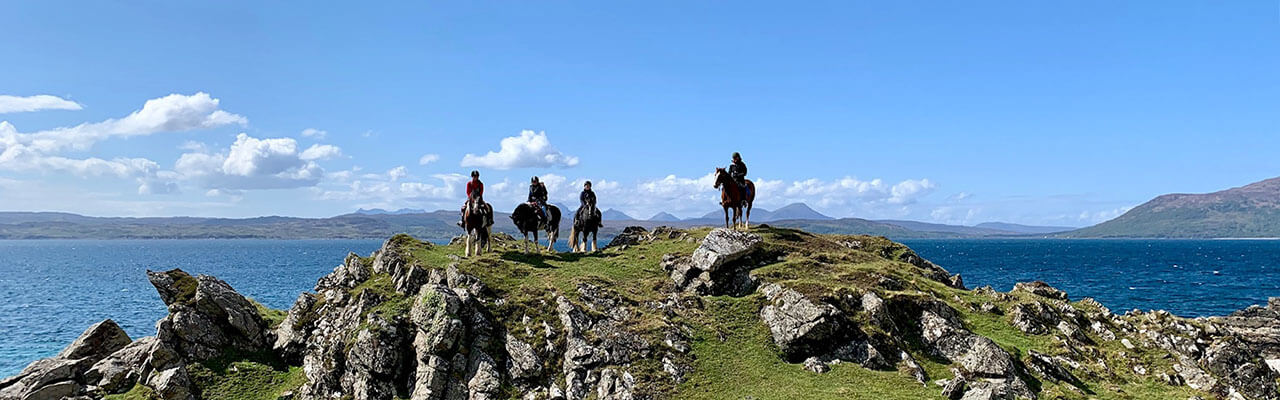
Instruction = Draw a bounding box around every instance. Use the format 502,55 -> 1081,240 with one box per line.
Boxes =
58,319 -> 132,361
690,228 -> 762,270
148,269 -> 273,361
1012,281 -> 1068,301
759,284 -> 845,361
663,229 -> 763,295
606,226 -> 649,249
0,320 -> 133,400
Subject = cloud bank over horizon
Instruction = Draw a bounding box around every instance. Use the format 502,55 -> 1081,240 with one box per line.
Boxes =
0,92 -> 1127,227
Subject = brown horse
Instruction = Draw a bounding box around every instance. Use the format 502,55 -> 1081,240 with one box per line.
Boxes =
714,167 -> 754,230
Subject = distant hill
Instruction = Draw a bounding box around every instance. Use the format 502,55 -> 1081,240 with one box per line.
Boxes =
876,220 -> 1017,236
1064,177 -> 1280,238
355,208 -> 427,215
696,203 -> 830,222
769,203 -> 832,220
648,212 -> 682,222
0,210 -> 960,240
975,222 -> 1073,235
602,209 -> 635,221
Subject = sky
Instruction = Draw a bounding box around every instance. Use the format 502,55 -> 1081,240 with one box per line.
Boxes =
0,1 -> 1276,227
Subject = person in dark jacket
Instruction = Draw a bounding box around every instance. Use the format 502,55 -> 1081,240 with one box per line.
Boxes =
728,152 -> 748,191
528,176 -> 549,225
580,181 -> 603,228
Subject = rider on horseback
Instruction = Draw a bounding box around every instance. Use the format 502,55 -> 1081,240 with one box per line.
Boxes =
580,181 -> 603,228
528,176 -> 549,228
459,170 -> 485,227
729,152 -> 748,196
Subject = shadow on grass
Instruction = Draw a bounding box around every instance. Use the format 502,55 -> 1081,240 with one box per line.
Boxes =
499,250 -> 620,269
199,349 -> 291,373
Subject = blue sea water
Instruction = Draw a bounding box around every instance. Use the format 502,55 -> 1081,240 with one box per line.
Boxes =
2,238 -> 1280,377
900,239 -> 1280,318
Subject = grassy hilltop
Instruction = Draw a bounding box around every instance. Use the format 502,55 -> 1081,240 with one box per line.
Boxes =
90,225 -> 1241,400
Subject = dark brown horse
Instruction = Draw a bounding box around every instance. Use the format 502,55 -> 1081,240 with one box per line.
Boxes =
568,206 -> 601,252
714,167 -> 754,230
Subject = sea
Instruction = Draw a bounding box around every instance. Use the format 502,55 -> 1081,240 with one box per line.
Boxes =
3,238 -> 1280,376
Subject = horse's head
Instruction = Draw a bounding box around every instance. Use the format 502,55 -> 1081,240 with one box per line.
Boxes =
713,167 -> 727,188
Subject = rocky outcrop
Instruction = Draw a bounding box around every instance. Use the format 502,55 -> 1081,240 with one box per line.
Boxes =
1012,281 -> 1068,301
0,320 -> 132,400
759,284 -> 845,361
10,229 -> 1280,400
149,269 -> 274,361
662,228 -> 762,296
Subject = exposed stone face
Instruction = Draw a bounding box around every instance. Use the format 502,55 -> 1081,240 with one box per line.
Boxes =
148,269 -> 273,361
14,230 -> 1280,400
1012,281 -> 1068,301
759,283 -> 845,361
0,320 -> 133,400
662,228 -> 762,296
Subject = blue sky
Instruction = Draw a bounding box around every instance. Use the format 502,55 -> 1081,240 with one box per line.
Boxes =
0,1 -> 1276,226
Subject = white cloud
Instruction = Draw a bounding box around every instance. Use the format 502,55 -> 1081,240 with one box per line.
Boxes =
461,130 -> 579,170
300,144 -> 342,161
300,128 -> 327,139
0,94 -> 83,113
174,133 -> 334,191
0,92 -> 245,181
418,154 -> 440,165
387,166 -> 409,181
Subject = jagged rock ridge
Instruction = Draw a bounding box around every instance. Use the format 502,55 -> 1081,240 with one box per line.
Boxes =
4,226 -> 1280,399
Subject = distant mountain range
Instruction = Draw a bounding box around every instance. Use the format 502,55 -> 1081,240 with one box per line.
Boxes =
0,201 -> 1077,240
697,203 -> 834,222
1063,176 -> 1280,238
646,212 -> 681,222
354,208 -> 427,215
601,209 -> 635,221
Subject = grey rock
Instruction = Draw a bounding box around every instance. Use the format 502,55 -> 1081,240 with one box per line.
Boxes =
1012,281 -> 1068,301
148,269 -> 272,361
759,284 -> 844,361
58,319 -> 132,361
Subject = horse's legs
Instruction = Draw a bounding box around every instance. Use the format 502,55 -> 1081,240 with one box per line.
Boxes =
591,232 -> 597,252
723,206 -> 730,229
546,230 -> 556,253
745,202 -> 752,230
465,231 -> 472,258
568,226 -> 578,253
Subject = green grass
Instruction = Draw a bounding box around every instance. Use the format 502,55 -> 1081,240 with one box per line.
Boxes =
249,298 -> 286,329
678,295 -> 942,399
104,384 -> 158,400
108,228 -> 1223,400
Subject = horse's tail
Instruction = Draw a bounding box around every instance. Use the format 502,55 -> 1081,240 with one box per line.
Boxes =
745,180 -> 756,203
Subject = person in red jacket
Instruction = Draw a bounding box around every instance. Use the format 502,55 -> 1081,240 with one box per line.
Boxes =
459,170 -> 484,227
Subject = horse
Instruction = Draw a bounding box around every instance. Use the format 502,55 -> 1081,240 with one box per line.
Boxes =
461,200 -> 493,257
713,167 -> 755,230
510,203 -> 560,253
568,205 -> 601,252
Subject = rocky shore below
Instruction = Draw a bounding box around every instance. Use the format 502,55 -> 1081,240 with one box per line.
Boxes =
3,226 -> 1280,400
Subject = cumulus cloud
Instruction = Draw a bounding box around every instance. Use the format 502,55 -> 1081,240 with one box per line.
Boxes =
0,94 -> 83,113
300,144 -> 342,161
780,176 -> 937,207
318,169 -> 466,210
174,133 -> 335,191
418,154 -> 440,165
300,128 -> 327,139
0,93 -> 245,183
461,130 -> 579,170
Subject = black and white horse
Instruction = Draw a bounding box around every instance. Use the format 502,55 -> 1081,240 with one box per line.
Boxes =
510,203 -> 560,253
461,201 -> 492,257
